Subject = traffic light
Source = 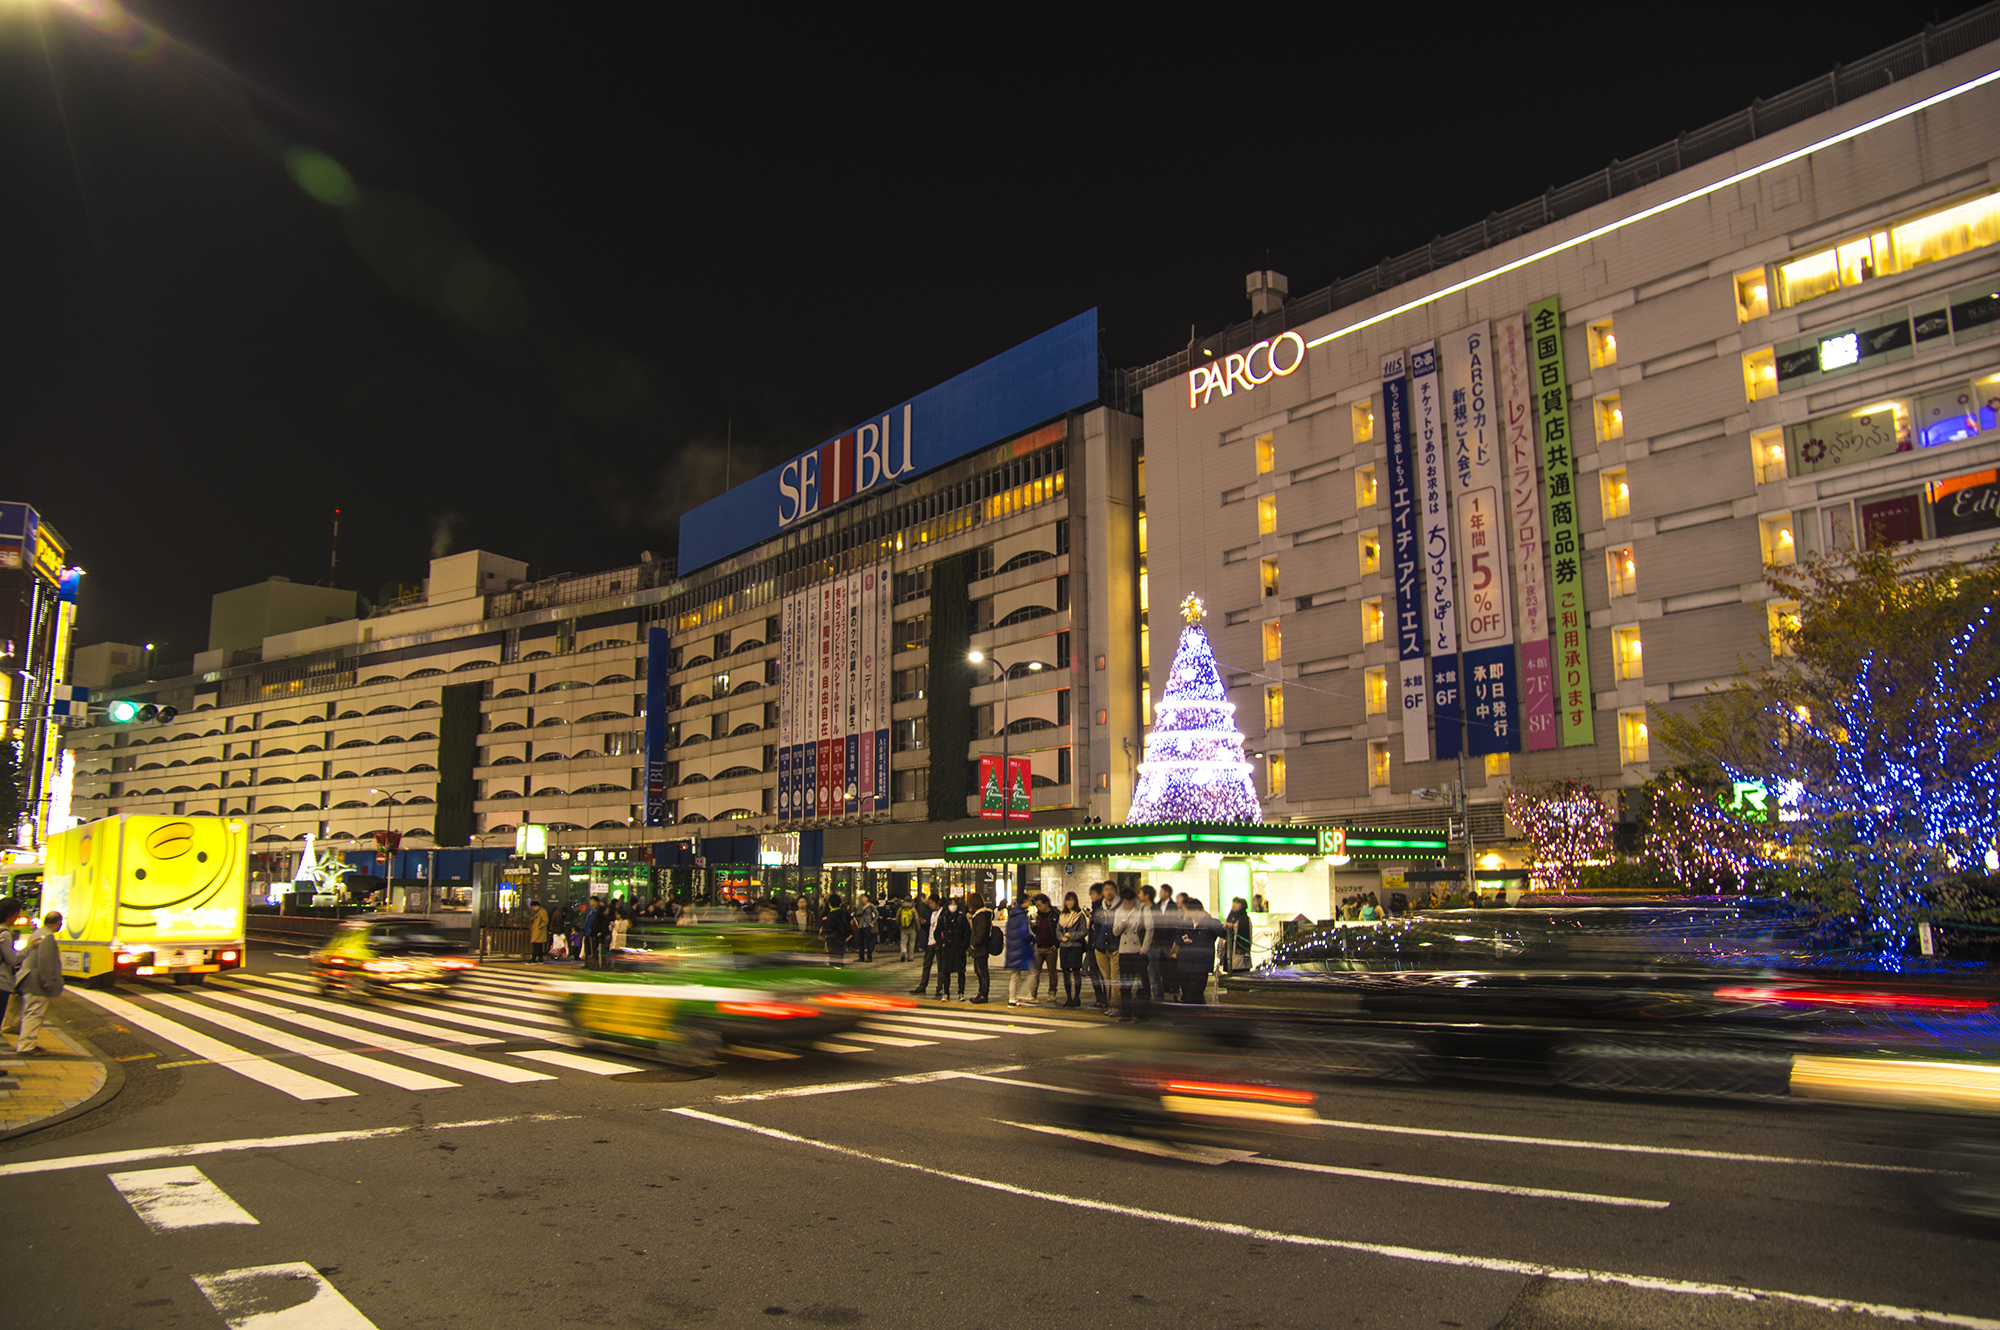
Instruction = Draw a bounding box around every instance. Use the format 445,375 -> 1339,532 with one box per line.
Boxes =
106,700 -> 177,724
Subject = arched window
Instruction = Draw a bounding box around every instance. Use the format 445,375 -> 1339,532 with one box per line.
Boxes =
595,674 -> 634,686
492,722 -> 526,732
452,659 -> 498,672
367,705 -> 406,716
578,711 -> 627,723
730,723 -> 762,737
405,668 -> 446,679
536,716 -> 567,727
496,688 -> 528,699
679,773 -> 709,784
995,605 -> 1055,628
715,766 -> 759,780
1005,716 -> 1057,735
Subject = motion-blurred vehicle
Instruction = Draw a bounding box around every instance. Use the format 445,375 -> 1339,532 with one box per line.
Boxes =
547,924 -> 914,1065
311,914 -> 478,997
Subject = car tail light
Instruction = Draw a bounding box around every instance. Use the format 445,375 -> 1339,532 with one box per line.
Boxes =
437,958 -> 477,970
115,952 -> 144,966
1160,1079 -> 1318,1106
363,960 -> 411,974
1715,986 -> 1992,1013
817,993 -> 918,1011
718,1001 -> 818,1020
219,950 -> 240,963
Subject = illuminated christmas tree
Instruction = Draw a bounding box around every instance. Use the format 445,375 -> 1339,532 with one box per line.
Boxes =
1504,779 -> 1614,894
1126,595 -> 1262,824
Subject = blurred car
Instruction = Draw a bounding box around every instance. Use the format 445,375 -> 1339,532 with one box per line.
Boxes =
545,924 -> 914,1065
311,914 -> 478,997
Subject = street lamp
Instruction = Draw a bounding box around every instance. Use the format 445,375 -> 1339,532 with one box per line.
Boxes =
968,652 -> 1041,834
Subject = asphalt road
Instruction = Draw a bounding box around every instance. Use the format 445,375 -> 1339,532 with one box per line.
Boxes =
5,946 -> 1999,1330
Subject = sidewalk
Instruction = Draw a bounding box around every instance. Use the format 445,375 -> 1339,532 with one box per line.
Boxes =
0,1021 -> 116,1139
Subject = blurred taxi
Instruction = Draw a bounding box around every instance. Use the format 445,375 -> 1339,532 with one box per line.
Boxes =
311,914 -> 478,997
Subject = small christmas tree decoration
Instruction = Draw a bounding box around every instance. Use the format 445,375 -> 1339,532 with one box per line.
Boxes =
1126,594 -> 1262,824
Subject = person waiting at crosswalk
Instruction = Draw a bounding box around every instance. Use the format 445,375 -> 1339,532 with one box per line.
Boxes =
933,897 -> 971,1000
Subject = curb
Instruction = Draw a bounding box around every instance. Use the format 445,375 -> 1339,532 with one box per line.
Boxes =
0,1021 -> 126,1143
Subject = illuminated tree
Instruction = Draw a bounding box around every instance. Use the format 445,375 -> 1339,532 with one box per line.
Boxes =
1504,778 -> 1613,894
1641,770 -> 1766,894
1127,595 -> 1262,825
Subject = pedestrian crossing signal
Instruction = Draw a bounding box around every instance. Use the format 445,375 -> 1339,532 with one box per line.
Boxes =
106,700 -> 178,724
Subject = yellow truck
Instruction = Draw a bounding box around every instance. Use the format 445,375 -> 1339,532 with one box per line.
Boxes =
42,814 -> 248,985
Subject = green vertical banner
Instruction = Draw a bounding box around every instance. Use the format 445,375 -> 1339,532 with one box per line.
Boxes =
1528,297 -> 1595,749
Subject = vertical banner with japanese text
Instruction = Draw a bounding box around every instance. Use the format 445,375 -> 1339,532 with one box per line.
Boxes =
1442,324 -> 1520,755
1529,297 -> 1596,748
844,571 -> 861,813
876,560 -> 892,809
1497,314 -> 1558,750
643,626 -> 670,826
1382,352 -> 1430,764
1412,341 -> 1462,760
777,596 -> 793,819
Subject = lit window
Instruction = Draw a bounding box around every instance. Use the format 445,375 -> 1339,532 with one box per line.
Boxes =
1607,546 -> 1637,599
1260,558 -> 1280,599
1778,247 -> 1843,307
1261,620 -> 1282,663
1361,598 -> 1384,644
1612,626 -> 1643,681
1264,685 -> 1284,730
1600,467 -> 1630,520
1484,752 -> 1510,777
1768,600 -> 1800,657
1618,709 -> 1650,765
1774,192 -> 2000,311
1735,267 -> 1770,322
1893,191 -> 2000,271
1267,752 -> 1287,799
1352,400 -> 1375,444
1743,348 -> 1777,402
1759,512 -> 1797,567
1368,740 -> 1391,789
1358,529 -> 1381,576
1364,667 -> 1387,715
1595,393 -> 1624,442
1587,318 -> 1617,369
1137,513 -> 1148,555
1355,464 -> 1378,510
1257,494 -> 1277,536
1255,433 -> 1275,476
1751,428 -> 1788,485
1140,624 -> 1150,670
1139,571 -> 1149,613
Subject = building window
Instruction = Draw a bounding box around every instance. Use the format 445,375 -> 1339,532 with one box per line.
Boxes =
1056,631 -> 1071,670
1057,746 -> 1072,786
896,717 -> 929,751
1055,519 -> 1070,555
1485,752 -> 1510,777
1743,348 -> 1777,402
1612,626 -> 1643,681
1607,546 -> 1637,599
1600,468 -> 1629,520
1776,192 -> 2000,310
1618,709 -> 1650,765
1352,400 -> 1375,444
1056,574 -> 1070,612
1759,512 -> 1797,567
1594,393 -> 1624,442
1255,433 -> 1275,476
1260,558 -> 1280,600
1361,598 -> 1384,644
1257,493 -> 1277,536
1355,464 -> 1378,510
1367,740 -> 1390,789
896,615 -> 929,651
1264,685 -> 1284,730
1266,752 -> 1287,799
1364,667 -> 1387,715
893,768 -> 929,804
1736,267 -> 1771,322
1768,599 -> 1801,656
1587,318 -> 1617,369
1261,620 -> 1283,663
1358,529 -> 1381,577
1139,570 -> 1149,614
893,666 -> 928,701
1137,512 -> 1148,556
1751,429 -> 1787,485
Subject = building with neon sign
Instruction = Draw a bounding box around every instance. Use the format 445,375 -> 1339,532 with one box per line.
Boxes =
0,501 -> 79,853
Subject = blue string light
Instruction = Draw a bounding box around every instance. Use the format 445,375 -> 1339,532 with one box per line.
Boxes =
1127,602 -> 1262,825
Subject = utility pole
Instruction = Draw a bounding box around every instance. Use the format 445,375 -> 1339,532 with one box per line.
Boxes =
1455,749 -> 1476,903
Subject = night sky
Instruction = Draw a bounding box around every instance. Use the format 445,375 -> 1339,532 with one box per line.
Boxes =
0,0 -> 1972,664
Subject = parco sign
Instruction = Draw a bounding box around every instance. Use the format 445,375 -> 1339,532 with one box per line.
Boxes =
1187,331 -> 1306,409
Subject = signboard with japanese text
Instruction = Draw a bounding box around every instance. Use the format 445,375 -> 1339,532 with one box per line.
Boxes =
1528,297 -> 1595,748
1381,353 -> 1431,764
1411,342 -> 1462,760
643,627 -> 670,825
1497,314 -> 1557,751
1442,324 -> 1520,756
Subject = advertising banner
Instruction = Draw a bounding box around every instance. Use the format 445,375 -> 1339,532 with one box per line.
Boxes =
875,559 -> 892,810
808,586 -> 822,818
859,567 -> 877,810
843,572 -> 860,814
1528,297 -> 1596,748
1007,755 -> 1034,821
1442,324 -> 1520,756
978,754 -> 1004,819
1497,314 -> 1558,751
1411,341 -> 1462,760
643,626 -> 670,826
1381,353 -> 1430,765
1930,469 -> 2000,538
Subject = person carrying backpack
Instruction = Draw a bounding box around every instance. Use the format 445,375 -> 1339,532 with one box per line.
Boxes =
897,898 -> 919,962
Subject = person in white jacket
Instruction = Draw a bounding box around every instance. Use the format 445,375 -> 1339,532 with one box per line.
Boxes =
14,912 -> 66,1055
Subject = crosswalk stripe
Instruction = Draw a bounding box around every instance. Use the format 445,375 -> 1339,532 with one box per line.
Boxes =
870,1012 -> 1055,1035
227,976 -> 501,1045
259,975 -> 569,1041
71,990 -> 355,1102
942,1008 -> 1076,1028
813,1040 -> 869,1053
195,1261 -> 378,1330
190,993 -> 555,1085
109,1165 -> 258,1232
859,1020 -> 996,1042
839,1031 -> 934,1048
149,995 -> 459,1092
439,984 -> 554,1015
511,1049 -> 639,1076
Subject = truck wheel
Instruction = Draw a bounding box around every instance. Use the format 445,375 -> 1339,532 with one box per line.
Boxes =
86,972 -> 119,990
173,973 -> 194,986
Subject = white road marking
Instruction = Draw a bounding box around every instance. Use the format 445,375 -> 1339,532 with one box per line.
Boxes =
962,1074 -> 1088,1095
926,1007 -> 1077,1028
999,1120 -> 1254,1165
1247,1153 -> 1669,1208
71,990 -> 355,1102
228,977 -> 501,1045
0,1114 -> 579,1178
510,1049 -> 639,1076
812,1041 -> 869,1054
194,1261 -> 377,1329
258,976 -> 570,1042
190,993 -> 554,1084
713,1064 -> 1033,1103
109,1166 -> 259,1231
871,1012 -> 1053,1035
148,995 -> 459,1092
669,1109 -> 2000,1330
839,1032 -> 935,1048
1309,1116 -> 1942,1174
859,1020 -> 996,1042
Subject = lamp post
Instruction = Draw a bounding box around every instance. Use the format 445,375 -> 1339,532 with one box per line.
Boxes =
969,651 -> 1040,896
370,788 -> 412,904
249,822 -> 286,902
